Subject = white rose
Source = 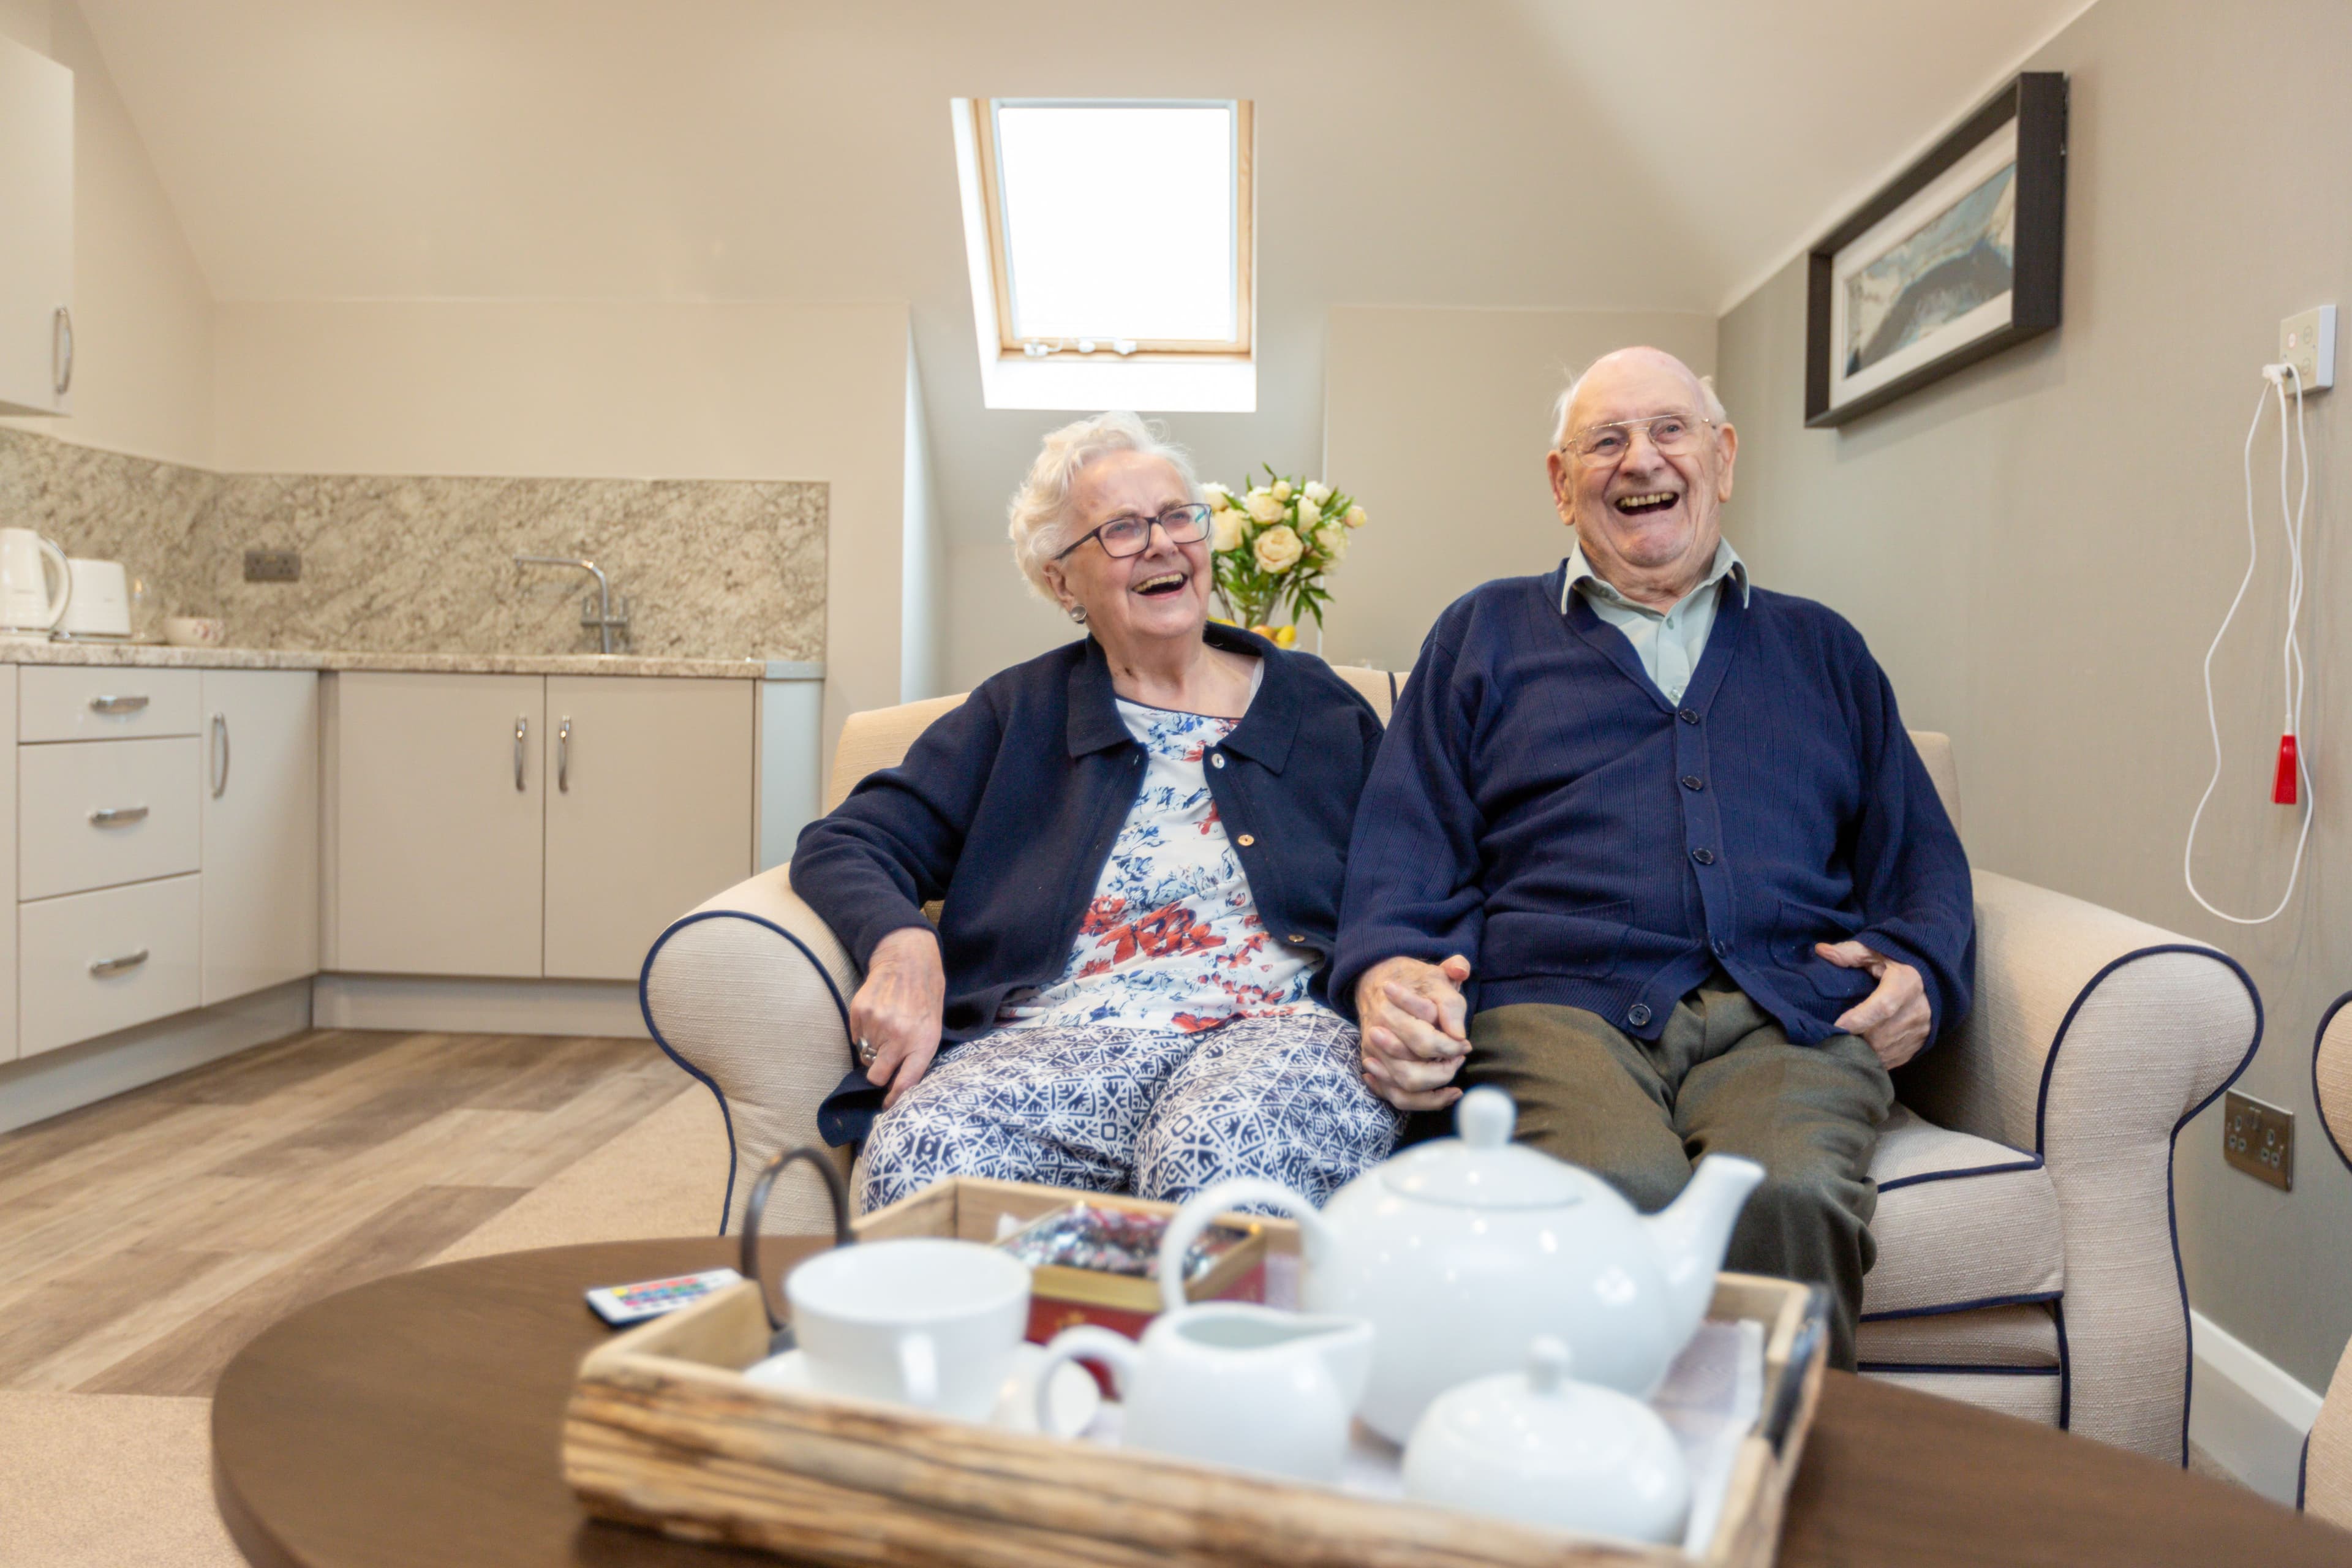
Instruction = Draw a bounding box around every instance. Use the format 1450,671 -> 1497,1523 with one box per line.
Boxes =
1209,511 -> 1245,552
1295,496 -> 1322,530
1201,481 -> 1233,511
1344,503 -> 1368,529
1316,525 -> 1347,560
1272,479 -> 1293,502
1244,489 -> 1287,524
1253,524 -> 1303,572
1304,481 -> 1332,505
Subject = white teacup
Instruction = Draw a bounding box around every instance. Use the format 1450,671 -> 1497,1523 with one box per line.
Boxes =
785,1238 -> 1030,1420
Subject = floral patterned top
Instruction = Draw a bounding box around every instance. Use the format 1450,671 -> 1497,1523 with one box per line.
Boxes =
995,692 -> 1322,1033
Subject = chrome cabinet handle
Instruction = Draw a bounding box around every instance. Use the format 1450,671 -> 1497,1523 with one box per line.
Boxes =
557,717 -> 571,793
53,306 -> 73,396
88,694 -> 148,715
89,948 -> 148,977
89,805 -> 149,827
514,715 -> 528,791
211,713 -> 230,797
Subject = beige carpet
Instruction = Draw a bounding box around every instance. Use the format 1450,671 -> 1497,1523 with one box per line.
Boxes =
434,1079 -> 731,1263
0,1391 -> 243,1567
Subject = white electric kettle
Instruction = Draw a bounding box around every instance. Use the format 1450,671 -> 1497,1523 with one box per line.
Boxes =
0,529 -> 72,640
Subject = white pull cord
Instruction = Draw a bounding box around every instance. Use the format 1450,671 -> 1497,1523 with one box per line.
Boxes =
2184,364 -> 2312,924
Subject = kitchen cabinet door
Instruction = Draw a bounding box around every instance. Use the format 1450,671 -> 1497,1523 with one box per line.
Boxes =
542,676 -> 752,980
0,34 -> 72,418
330,673 -> 544,978
201,670 -> 320,1005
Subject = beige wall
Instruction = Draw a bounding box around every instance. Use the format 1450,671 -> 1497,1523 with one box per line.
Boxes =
1714,0 -> 2352,1390
0,0 -> 212,466
1319,307 -> 1719,674
211,299 -> 913,757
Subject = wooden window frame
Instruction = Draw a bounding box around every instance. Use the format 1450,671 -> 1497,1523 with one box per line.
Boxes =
970,97 -> 1254,361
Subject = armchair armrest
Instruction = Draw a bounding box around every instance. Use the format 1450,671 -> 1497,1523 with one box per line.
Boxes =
639,865 -> 864,1237
1898,869 -> 2261,1459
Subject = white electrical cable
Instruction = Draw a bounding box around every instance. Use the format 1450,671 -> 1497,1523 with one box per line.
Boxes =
2184,364 -> 2314,924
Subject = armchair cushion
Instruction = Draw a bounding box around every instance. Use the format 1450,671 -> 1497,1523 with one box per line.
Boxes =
1861,1104 -> 2063,1321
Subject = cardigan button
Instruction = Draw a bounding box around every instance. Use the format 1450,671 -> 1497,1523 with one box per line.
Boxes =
1678,707 -> 1700,724
1681,774 -> 1704,791
1210,752 -> 1226,768
1287,933 -> 1305,944
1690,846 -> 1715,865
1627,1003 -> 1653,1028
1237,834 -> 1256,847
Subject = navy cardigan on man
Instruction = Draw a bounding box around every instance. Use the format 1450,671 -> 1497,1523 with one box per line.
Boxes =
793,622 -> 1384,1144
1332,564 -> 1973,1052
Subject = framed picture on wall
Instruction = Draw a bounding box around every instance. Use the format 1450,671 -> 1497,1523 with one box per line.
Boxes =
1804,71 -> 2067,427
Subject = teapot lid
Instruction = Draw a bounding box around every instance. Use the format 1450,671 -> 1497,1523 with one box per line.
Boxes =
1381,1088 -> 1584,1208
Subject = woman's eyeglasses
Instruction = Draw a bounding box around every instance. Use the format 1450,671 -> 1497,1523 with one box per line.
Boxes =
1055,502 -> 1213,561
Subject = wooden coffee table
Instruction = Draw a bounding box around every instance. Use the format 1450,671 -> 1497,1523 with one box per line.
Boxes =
212,1238 -> 2352,1567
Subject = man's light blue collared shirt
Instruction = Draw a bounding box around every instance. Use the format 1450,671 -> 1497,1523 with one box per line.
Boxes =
1562,537 -> 1751,704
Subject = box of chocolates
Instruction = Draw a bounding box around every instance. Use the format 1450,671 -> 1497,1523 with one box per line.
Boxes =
993,1195 -> 1268,1345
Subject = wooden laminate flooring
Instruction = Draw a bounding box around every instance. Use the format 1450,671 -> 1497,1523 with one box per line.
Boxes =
0,1028 -> 684,1399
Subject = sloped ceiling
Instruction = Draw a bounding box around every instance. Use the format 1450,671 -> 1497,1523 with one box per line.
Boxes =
74,0 -> 2090,537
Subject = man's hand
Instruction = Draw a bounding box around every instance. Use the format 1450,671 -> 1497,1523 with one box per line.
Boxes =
1354,954 -> 1474,1111
850,927 -> 948,1107
1816,940 -> 1931,1070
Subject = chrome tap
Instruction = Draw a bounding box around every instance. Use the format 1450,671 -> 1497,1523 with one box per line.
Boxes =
515,555 -> 630,654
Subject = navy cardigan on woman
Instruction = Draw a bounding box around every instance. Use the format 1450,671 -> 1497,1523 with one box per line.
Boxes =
791,622 -> 1384,1144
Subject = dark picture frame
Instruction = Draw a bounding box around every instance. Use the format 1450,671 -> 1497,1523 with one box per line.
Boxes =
1804,72 -> 2067,428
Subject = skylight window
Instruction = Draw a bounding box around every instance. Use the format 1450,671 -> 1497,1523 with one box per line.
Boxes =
971,99 -> 1253,358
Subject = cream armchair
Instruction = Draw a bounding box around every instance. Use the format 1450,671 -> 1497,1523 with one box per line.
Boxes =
2299,994 -> 2352,1524
640,674 -> 2258,1463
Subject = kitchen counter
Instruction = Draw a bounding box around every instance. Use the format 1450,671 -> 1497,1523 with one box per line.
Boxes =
0,643 -> 820,680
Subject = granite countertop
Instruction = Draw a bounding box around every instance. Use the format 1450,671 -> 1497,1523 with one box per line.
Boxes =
0,643 -> 823,680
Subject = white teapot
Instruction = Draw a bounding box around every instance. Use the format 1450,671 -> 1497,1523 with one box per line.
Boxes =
1158,1087 -> 1763,1443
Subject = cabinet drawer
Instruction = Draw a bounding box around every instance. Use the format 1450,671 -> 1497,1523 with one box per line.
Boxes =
20,874 -> 202,1057
20,667 -> 202,742
19,737 -> 202,900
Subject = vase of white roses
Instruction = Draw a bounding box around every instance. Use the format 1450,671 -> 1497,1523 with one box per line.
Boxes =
1201,467 -> 1368,646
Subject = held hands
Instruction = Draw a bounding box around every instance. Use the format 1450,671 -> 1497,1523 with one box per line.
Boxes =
850,927 -> 948,1108
1354,954 -> 1474,1111
1815,940 -> 1931,1070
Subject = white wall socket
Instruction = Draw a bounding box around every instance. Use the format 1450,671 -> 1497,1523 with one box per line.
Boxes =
2280,304 -> 2335,391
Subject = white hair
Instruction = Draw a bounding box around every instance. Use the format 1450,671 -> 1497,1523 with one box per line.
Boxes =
1006,410 -> 1200,599
1550,356 -> 1730,446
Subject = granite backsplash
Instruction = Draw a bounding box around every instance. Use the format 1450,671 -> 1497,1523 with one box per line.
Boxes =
0,427 -> 825,662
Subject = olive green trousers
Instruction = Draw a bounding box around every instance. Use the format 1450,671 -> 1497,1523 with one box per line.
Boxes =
1461,978 -> 1893,1370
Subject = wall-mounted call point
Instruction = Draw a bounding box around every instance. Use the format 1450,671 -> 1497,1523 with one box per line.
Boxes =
2278,305 -> 2335,392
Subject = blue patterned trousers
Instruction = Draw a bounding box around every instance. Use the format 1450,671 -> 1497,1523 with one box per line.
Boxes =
856,1011 -> 1402,1213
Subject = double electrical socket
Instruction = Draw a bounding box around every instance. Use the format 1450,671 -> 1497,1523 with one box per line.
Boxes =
2222,1090 -> 2293,1191
2279,304 -> 2335,391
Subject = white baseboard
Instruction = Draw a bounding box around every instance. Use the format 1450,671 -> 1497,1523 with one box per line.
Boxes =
2191,1308 -> 2324,1506
0,981 -> 312,1136
311,973 -> 648,1038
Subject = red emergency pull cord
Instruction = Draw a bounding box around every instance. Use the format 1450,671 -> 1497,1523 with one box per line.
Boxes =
2273,734 -> 2300,805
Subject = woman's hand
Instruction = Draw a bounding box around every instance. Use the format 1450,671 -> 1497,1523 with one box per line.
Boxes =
851,927 -> 948,1107
1354,953 -> 1474,1110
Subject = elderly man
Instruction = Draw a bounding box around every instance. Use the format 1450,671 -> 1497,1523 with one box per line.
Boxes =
1332,347 -> 1972,1368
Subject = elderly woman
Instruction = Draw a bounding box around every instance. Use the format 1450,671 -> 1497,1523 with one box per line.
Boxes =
793,411 -> 1399,1212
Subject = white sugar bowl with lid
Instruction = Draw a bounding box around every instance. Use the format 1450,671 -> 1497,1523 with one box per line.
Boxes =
1157,1087 -> 1763,1442
1403,1336 -> 1691,1545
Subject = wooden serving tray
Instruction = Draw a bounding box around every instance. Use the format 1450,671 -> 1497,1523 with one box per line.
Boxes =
563,1176 -> 1827,1568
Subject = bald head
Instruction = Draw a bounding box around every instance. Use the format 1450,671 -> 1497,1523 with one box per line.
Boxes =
1551,347 -> 1727,447
1544,346 -> 1738,612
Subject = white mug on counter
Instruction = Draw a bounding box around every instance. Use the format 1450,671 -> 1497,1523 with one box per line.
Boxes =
0,528 -> 72,639
784,1238 -> 1031,1420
